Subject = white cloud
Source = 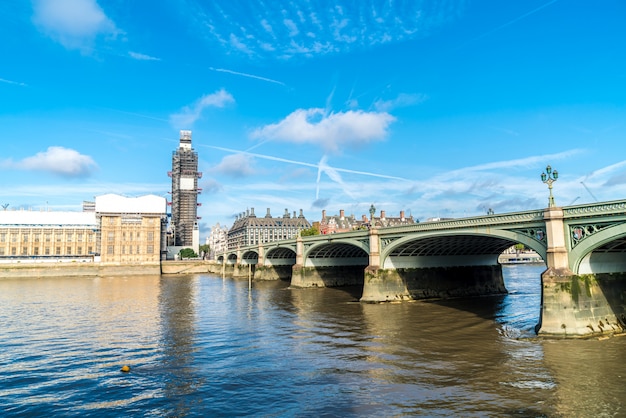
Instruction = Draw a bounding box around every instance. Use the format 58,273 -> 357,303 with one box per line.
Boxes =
211,154 -> 255,178
2,146 -> 97,177
169,89 -> 235,128
32,0 -> 121,51
186,1 -> 466,59
250,108 -> 396,153
374,93 -> 428,112
129,51 -> 160,61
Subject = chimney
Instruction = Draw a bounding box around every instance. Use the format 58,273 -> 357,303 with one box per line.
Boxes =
265,208 -> 272,218
400,210 -> 405,221
284,208 -> 290,218
380,210 -> 386,220
322,210 -> 326,219
340,209 -> 345,220
299,209 -> 304,218
362,215 -> 367,222
250,207 -> 256,217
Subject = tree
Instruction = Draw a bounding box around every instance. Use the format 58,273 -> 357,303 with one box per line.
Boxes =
300,225 -> 320,236
179,248 -> 197,259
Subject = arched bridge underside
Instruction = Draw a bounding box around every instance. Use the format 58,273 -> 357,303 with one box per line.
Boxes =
217,200 -> 626,337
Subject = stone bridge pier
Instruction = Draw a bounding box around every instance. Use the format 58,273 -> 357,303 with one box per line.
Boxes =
537,207 -> 626,336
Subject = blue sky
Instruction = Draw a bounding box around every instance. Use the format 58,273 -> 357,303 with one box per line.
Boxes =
1,0 -> 625,238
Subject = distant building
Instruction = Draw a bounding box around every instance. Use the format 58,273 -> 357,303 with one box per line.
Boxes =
207,222 -> 228,259
168,130 -> 201,252
0,209 -> 97,261
227,208 -> 311,249
319,209 -> 358,234
319,209 -> 415,234
0,194 -> 167,265
368,209 -> 416,228
95,194 -> 167,264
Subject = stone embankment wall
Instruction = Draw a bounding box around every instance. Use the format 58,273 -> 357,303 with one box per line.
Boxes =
0,262 -> 161,278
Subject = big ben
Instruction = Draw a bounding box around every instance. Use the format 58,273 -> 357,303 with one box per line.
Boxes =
169,130 -> 200,250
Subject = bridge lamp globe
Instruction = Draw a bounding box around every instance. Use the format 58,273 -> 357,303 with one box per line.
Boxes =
541,172 -> 547,182
369,204 -> 376,220
553,170 -> 558,180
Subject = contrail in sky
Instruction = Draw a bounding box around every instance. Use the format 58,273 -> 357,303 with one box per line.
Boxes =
201,144 -> 412,181
209,67 -> 286,86
0,77 -> 27,87
461,0 -> 559,46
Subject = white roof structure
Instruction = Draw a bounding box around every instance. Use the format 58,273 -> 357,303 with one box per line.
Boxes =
0,210 -> 97,227
95,194 -> 166,215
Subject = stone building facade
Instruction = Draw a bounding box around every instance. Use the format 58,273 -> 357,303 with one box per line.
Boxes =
227,208 -> 311,249
96,194 -> 167,264
0,194 -> 167,265
319,209 -> 415,234
207,222 -> 228,259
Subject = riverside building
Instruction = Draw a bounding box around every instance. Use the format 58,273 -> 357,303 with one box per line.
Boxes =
168,130 -> 201,252
0,194 -> 167,265
227,208 -> 311,250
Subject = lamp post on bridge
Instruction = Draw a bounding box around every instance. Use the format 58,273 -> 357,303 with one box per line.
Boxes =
369,204 -> 376,228
541,165 -> 558,208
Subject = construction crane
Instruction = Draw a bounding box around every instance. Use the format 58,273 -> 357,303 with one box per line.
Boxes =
568,196 -> 580,205
581,182 -> 598,202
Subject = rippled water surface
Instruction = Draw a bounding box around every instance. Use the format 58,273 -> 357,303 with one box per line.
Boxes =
1,265 -> 625,417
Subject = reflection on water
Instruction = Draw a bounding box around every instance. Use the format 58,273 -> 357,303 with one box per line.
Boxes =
0,266 -> 624,417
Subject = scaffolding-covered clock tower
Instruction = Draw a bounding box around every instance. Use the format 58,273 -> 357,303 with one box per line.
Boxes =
168,130 -> 201,251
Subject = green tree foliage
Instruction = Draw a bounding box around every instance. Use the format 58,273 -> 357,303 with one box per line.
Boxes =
199,244 -> 210,255
300,225 -> 320,236
179,248 -> 197,259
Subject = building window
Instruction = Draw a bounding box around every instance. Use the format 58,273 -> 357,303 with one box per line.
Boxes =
88,246 -> 93,254
0,233 -> 5,242
147,231 -> 154,241
22,235 -> 28,242
122,246 -> 126,255
22,247 -> 27,255
147,245 -> 153,254
45,234 -> 51,242
11,247 -> 16,255
107,232 -> 114,242
107,245 -> 114,254
0,248 -> 4,255
34,247 -> 39,255
45,247 -> 50,255
136,245 -> 140,254
67,246 -> 71,254
77,246 -> 82,255
56,247 -> 61,255
109,217 -> 114,225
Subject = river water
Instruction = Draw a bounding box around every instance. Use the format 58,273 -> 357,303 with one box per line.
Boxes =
1,264 -> 624,417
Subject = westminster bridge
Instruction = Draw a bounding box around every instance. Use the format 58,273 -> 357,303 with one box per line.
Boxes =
215,200 -> 626,337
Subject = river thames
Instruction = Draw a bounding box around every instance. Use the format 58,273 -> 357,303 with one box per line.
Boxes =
1,264 -> 624,417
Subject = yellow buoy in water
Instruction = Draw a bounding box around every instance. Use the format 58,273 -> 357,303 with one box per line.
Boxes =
120,365 -> 131,373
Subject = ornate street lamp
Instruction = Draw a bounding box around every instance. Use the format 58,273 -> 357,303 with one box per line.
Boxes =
541,165 -> 558,207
